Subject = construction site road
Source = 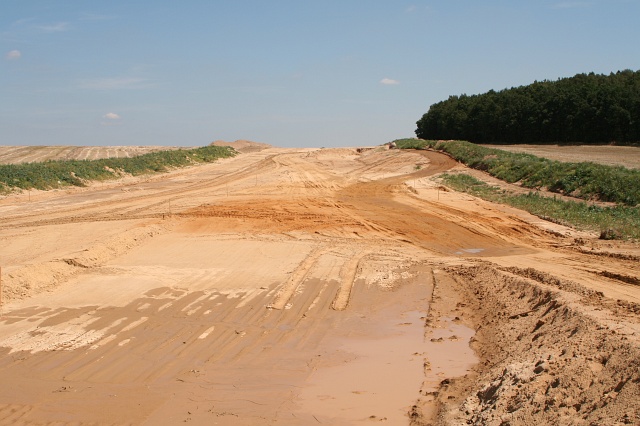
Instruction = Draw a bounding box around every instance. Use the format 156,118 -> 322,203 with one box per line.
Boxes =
0,145 -> 638,425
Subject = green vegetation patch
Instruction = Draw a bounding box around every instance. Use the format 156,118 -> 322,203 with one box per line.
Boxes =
393,139 -> 640,206
392,138 -> 431,150
441,173 -> 640,240
0,145 -> 236,192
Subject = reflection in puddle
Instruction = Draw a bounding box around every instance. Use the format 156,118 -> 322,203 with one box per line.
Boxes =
296,311 -> 477,424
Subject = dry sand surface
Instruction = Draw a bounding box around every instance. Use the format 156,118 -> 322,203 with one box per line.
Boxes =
483,144 -> 640,169
0,145 -> 638,425
0,146 -> 186,165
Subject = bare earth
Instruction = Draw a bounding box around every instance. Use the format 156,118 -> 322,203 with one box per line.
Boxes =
0,145 -> 638,425
0,146 -> 184,165
483,144 -> 640,169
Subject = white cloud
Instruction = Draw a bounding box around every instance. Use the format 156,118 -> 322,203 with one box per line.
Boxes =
101,112 -> 122,126
380,78 -> 400,85
6,50 -> 21,60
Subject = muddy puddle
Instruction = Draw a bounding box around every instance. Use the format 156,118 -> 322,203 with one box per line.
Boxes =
294,311 -> 477,424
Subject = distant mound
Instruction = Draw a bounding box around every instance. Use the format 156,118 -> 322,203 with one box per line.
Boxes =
210,139 -> 271,153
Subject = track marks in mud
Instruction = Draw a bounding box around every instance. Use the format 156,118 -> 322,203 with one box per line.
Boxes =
1,287 -> 272,381
332,250 -> 368,311
0,404 -> 35,426
268,247 -> 329,310
267,246 -> 371,312
183,198 -> 364,235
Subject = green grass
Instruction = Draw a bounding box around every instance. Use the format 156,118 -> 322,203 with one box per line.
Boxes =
392,139 -> 640,206
392,138 -> 431,150
441,173 -> 640,240
0,145 -> 236,192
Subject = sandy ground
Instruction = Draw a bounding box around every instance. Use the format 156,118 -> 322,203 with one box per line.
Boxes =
482,144 -> 640,169
0,146 -> 187,165
0,140 -> 267,165
0,145 -> 638,425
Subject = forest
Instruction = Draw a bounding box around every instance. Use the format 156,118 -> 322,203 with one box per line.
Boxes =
415,69 -> 640,144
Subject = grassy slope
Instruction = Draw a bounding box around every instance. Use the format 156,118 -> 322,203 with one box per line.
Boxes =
393,139 -> 639,205
0,145 -> 236,192
393,139 -> 639,239
441,173 -> 639,239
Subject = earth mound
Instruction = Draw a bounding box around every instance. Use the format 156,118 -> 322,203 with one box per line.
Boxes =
209,139 -> 271,153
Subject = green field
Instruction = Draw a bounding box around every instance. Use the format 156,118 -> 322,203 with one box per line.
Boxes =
0,145 -> 236,192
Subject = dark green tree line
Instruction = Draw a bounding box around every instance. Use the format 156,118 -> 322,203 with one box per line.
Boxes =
416,70 -> 640,144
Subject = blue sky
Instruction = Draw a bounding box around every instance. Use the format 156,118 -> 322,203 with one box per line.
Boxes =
2,1 -> 639,148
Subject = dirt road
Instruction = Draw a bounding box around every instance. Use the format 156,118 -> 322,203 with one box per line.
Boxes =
0,146 -> 638,425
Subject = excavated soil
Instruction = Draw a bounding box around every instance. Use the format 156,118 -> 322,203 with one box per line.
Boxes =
0,146 -> 638,425
482,144 -> 640,169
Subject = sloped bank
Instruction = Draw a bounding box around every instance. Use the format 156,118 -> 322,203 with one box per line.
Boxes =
420,264 -> 640,425
3,224 -> 163,302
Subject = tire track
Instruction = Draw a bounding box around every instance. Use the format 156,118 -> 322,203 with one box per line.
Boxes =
0,152 -> 280,230
267,246 -> 329,310
332,250 -> 368,311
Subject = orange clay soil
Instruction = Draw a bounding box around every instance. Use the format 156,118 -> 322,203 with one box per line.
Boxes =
0,145 -> 638,425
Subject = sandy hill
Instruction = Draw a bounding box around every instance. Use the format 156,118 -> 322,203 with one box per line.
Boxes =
209,139 -> 271,153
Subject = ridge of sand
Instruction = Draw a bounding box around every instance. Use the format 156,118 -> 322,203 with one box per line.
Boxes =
209,139 -> 272,153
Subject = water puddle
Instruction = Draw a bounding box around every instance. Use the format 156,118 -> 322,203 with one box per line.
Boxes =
294,311 -> 477,424
455,248 -> 485,255
422,317 -> 477,392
